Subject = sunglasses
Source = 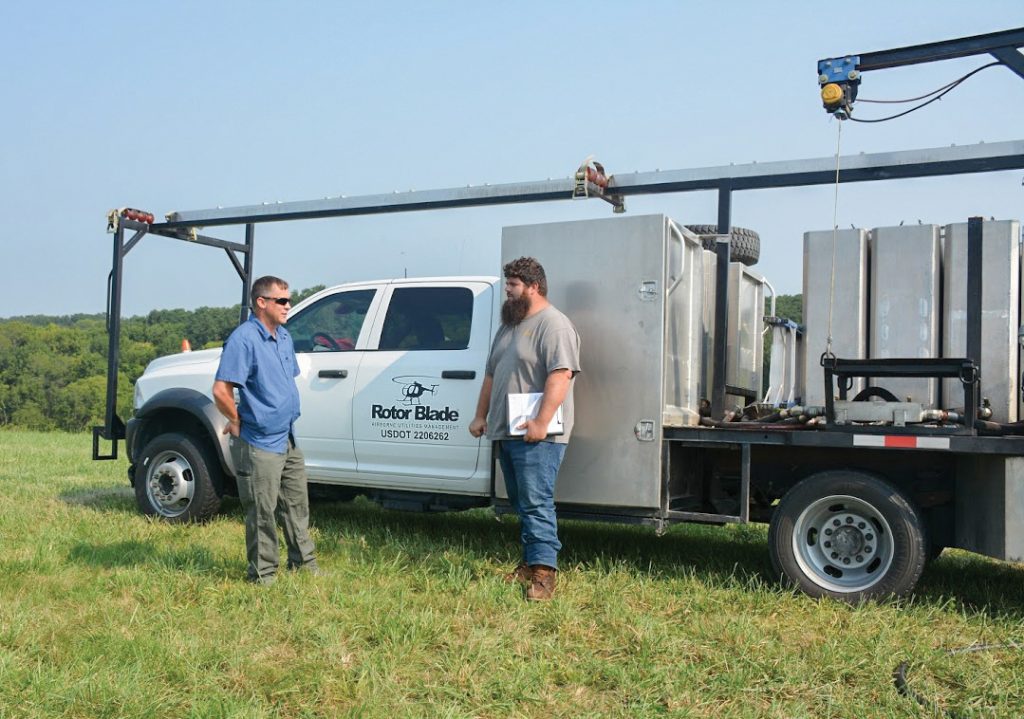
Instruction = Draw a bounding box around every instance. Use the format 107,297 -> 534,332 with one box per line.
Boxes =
261,296 -> 291,306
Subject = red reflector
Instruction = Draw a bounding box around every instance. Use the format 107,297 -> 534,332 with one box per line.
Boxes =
884,435 -> 917,448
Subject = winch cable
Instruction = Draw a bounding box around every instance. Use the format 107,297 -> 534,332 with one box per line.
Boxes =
850,61 -> 1000,124
823,116 -> 843,364
893,642 -> 1024,718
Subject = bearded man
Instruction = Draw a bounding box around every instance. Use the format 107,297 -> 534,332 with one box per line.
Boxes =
469,257 -> 581,601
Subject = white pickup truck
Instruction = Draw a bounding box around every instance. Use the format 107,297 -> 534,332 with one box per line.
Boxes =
128,214 -> 766,524
124,213 -> 1024,602
128,214 -> 758,518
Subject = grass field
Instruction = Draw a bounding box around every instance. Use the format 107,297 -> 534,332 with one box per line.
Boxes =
1,430 -> 1024,718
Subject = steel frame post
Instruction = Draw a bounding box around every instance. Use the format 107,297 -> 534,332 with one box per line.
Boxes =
966,216 -> 984,431
711,184 -> 732,419
740,442 -> 751,523
93,223 -> 129,459
105,223 -> 124,435
240,224 -> 255,325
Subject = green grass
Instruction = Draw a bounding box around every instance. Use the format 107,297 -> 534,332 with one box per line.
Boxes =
1,430 -> 1023,718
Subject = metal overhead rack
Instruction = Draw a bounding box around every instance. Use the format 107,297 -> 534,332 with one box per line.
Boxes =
95,139 -> 1024,459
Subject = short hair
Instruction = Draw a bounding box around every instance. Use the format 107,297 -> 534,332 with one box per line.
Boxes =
250,275 -> 289,307
502,256 -> 547,297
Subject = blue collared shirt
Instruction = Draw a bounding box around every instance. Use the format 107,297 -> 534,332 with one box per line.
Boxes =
215,315 -> 301,454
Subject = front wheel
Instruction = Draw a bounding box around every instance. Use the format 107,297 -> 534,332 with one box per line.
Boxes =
135,432 -> 223,523
768,470 -> 927,602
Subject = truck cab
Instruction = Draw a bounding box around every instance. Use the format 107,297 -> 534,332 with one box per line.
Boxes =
128,276 -> 499,521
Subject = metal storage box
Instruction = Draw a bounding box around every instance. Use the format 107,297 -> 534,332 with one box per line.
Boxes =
870,224 -> 941,406
663,220 -> 707,428
727,263 -> 765,408
801,229 -> 869,407
702,250 -> 766,411
499,214 -> 706,509
942,220 -> 1020,421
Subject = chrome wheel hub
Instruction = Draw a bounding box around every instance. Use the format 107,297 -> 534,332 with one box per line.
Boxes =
146,450 -> 195,517
792,494 -> 894,594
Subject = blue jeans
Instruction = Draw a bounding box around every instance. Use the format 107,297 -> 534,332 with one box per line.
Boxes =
497,440 -> 566,569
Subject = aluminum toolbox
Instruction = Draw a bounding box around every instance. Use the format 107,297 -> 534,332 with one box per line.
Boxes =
942,220 -> 1021,421
726,263 -> 765,408
801,228 -> 869,407
870,224 -> 942,406
499,214 -> 706,509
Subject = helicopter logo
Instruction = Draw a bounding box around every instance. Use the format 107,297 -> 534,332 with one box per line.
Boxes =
392,375 -> 439,406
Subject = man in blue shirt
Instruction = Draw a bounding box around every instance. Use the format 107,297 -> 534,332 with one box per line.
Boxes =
213,275 -> 319,584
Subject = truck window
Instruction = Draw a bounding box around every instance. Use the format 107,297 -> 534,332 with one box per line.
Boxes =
289,289 -> 376,352
378,286 -> 473,351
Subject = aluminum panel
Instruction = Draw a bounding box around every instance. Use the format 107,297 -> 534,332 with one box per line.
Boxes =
727,264 -> 765,404
801,229 -> 868,407
500,214 -> 672,509
955,455 -> 1024,562
870,225 -> 941,406
663,222 -> 705,427
942,220 -> 1020,421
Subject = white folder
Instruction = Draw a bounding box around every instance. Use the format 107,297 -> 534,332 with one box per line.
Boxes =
508,392 -> 564,436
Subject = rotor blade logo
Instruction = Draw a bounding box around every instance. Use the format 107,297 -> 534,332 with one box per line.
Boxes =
393,376 -> 439,405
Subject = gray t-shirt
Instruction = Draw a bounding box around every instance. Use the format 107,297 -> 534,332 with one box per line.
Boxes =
485,304 -> 581,443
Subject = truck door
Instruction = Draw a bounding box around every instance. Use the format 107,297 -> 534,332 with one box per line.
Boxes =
289,285 -> 382,479
352,281 -> 493,488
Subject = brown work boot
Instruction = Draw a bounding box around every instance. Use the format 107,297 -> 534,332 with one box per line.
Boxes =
526,565 -> 557,601
503,562 -> 532,585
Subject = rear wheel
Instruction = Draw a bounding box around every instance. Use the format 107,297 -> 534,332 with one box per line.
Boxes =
135,432 -> 223,522
768,470 -> 927,602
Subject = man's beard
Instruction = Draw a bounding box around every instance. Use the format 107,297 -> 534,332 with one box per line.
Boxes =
501,296 -> 530,326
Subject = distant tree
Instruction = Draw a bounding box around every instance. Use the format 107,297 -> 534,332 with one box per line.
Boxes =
0,383 -> 11,426
11,404 -> 52,431
293,284 -> 326,305
0,285 -> 332,431
52,375 -> 109,432
763,294 -> 803,395
771,294 -> 802,325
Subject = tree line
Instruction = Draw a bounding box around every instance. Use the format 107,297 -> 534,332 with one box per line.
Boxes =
0,286 -> 325,432
0,288 -> 800,432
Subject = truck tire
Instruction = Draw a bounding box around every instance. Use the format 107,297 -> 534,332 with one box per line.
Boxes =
768,470 -> 927,602
684,224 -> 760,266
135,432 -> 223,523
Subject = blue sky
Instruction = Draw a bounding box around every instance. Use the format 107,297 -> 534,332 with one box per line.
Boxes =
2,2 -> 1023,316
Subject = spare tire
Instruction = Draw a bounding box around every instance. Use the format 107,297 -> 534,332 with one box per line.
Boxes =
684,224 -> 760,266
